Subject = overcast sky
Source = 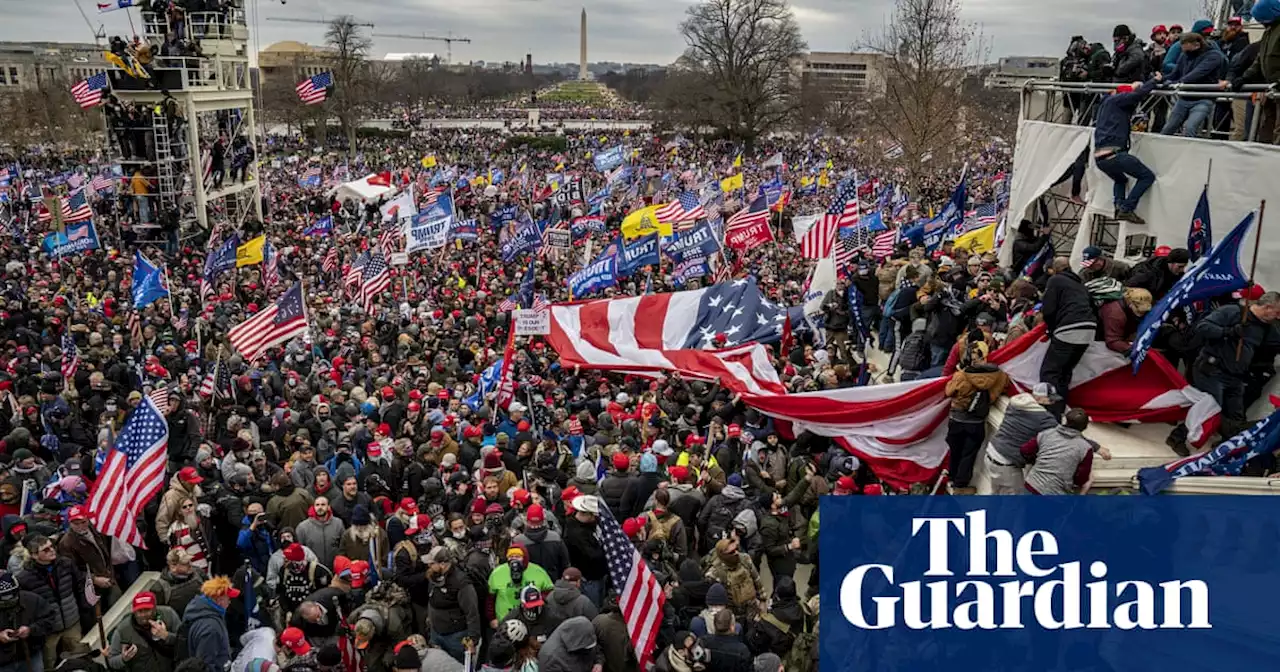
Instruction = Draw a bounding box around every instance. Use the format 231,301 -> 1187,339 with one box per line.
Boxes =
6,0 -> 1206,65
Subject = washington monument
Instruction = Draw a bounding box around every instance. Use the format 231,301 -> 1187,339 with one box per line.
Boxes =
579,8 -> 588,80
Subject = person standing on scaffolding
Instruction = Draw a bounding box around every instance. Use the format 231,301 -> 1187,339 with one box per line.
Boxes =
1093,77 -> 1159,224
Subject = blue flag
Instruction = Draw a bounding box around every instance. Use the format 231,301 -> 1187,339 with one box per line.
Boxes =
1132,211 -> 1254,373
303,216 -> 332,236
464,358 -> 505,411
1138,402 -> 1280,495
501,221 -> 542,262
41,220 -> 100,258
1187,186 -> 1212,262
204,235 -> 240,282
662,221 -> 721,264
594,145 -> 627,172
923,175 -> 967,250
131,251 -> 169,308
617,233 -> 660,278
1020,241 -> 1054,278
516,260 -> 538,309
847,283 -> 869,344
244,566 -> 261,629
568,256 -> 618,297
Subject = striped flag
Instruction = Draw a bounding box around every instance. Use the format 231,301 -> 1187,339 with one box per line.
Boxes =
359,252 -> 391,314
127,311 -> 142,345
87,388 -> 169,547
323,247 -> 338,274
343,252 -> 369,296
89,174 -> 115,194
597,500 -> 664,669
61,332 -> 79,380
836,234 -> 859,272
37,189 -> 93,224
228,283 -> 309,362
262,240 -> 280,289
71,73 -> 108,108
801,181 -> 857,259
296,72 -> 333,105
378,227 -> 401,255
872,228 -> 898,259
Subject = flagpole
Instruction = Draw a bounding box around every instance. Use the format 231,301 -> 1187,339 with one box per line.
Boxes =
1237,199 -> 1266,361
162,263 -> 176,321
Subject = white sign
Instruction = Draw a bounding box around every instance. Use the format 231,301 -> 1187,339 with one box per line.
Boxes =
546,228 -> 571,251
513,309 -> 551,335
389,252 -> 409,266
403,210 -> 451,253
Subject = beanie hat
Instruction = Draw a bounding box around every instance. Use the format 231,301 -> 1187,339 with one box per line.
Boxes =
1112,24 -> 1133,38
352,505 -> 372,526
283,543 -> 305,562
392,645 -> 420,670
484,452 -> 503,469
0,572 -> 19,601
639,453 -> 658,473
471,498 -> 487,515
727,474 -> 743,487
317,646 -> 343,667
754,653 -> 783,672
706,583 -> 729,607
612,452 -> 630,471
1166,248 -> 1191,264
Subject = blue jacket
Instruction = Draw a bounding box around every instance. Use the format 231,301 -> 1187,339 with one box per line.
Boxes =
1167,43 -> 1227,85
183,596 -> 230,671
1163,20 -> 1218,73
1093,79 -> 1158,150
236,516 -> 275,575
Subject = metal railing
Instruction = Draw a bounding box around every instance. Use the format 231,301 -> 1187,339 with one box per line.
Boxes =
1020,79 -> 1278,143
141,9 -> 247,43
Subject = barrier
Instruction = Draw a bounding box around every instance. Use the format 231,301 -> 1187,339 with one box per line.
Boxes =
80,571 -> 162,653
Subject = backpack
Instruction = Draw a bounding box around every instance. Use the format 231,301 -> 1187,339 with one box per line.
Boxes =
898,330 -> 931,372
705,498 -> 745,541
647,512 -> 681,543
1085,277 -> 1124,311
746,613 -> 794,658
783,596 -> 820,672
967,386 -> 992,418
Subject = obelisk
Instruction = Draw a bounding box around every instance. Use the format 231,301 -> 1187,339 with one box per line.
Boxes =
579,8 -> 588,80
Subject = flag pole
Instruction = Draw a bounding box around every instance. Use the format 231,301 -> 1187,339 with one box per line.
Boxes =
1237,199 -> 1266,361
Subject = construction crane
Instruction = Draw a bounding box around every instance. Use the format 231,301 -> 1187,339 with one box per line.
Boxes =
372,32 -> 472,64
266,17 -> 376,28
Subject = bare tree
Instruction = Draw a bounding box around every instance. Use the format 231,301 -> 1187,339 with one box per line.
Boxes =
326,15 -> 373,154
678,0 -> 806,145
862,0 -> 987,191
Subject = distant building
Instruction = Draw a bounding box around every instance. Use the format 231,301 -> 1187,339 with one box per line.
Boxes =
985,56 -> 1058,89
797,51 -> 888,99
258,40 -> 335,84
0,41 -> 105,92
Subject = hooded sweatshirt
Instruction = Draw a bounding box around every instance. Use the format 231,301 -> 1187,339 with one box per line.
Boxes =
549,579 -> 598,622
537,616 -> 599,672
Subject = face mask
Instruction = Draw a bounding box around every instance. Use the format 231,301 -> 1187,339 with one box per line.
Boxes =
452,530 -> 467,541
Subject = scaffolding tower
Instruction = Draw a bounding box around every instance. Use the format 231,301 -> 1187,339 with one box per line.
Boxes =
103,7 -> 262,233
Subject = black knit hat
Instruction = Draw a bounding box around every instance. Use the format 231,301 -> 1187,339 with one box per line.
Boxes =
0,572 -> 19,602
1113,24 -> 1133,39
392,647 -> 420,671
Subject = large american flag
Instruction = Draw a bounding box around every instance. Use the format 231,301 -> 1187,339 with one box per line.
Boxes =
228,283 -> 309,362
71,73 -> 108,108
652,191 -> 706,228
296,72 -> 332,105
344,251 -> 369,295
597,501 -> 664,670
801,182 -> 857,259
38,189 -> 93,224
964,202 -> 1000,232
61,332 -> 79,380
545,280 -> 787,395
87,388 -> 168,547
359,252 -> 391,313
725,197 -> 770,233
872,228 -> 898,259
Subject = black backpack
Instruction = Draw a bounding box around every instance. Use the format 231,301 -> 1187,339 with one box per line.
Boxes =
967,387 -> 992,418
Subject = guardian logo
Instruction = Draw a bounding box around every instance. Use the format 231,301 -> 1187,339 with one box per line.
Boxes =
819,497 -> 1280,672
839,510 -> 1210,631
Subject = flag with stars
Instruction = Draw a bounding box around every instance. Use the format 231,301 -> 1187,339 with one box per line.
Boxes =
228,283 -> 309,362
87,388 -> 169,547
546,280 -> 788,395
596,500 -> 664,670
61,332 -> 79,380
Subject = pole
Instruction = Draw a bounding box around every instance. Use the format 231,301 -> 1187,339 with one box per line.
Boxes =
125,6 -> 137,38
94,602 -> 107,650
20,639 -> 31,672
1237,199 -> 1266,361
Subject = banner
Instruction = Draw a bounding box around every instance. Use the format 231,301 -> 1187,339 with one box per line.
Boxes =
501,223 -> 543,262
618,233 -> 660,277
571,215 -> 607,239
593,145 -> 626,172
450,218 -> 478,242
235,235 -> 266,267
725,217 -> 774,252
720,173 -> 744,193
663,221 -> 722,263
380,185 -> 417,223
552,176 -> 585,208
820,496 -> 1280,672
621,205 -> 671,239
403,210 -> 451,253
545,228 -> 572,251
41,220 -> 99,258
672,257 -> 710,286
513,308 -> 551,336
493,204 -> 520,226
567,256 -> 617,297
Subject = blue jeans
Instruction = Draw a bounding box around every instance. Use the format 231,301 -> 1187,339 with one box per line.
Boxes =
581,578 -> 605,608
1162,98 -> 1213,137
136,195 -> 151,223
0,651 -> 43,672
1095,152 -> 1155,213
430,629 -> 468,663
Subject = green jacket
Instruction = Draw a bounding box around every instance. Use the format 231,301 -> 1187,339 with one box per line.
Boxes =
107,606 -> 181,672
1243,22 -> 1280,85
487,562 -> 553,622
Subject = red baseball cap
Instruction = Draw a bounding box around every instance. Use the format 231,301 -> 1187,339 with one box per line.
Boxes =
280,627 -> 311,656
726,424 -> 741,438
67,506 -> 89,522
399,497 -> 419,513
178,466 -> 204,484
526,504 -> 545,525
283,543 -> 306,562
132,591 -> 157,612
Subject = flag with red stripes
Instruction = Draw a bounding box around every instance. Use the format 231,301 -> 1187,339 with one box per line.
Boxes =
597,500 -> 664,670
87,389 -> 169,547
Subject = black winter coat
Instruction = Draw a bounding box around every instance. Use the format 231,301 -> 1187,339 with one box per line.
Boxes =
0,591 -> 57,666
17,558 -> 83,632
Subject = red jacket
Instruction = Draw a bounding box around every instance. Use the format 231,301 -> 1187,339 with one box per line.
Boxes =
1098,300 -> 1138,354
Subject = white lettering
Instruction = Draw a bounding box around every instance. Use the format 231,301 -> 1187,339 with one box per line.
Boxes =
1015,530 -> 1058,578
967,510 -> 1015,577
901,580 -> 951,629
841,564 -> 896,629
1032,561 -> 1082,629
953,581 -> 996,629
1159,580 -> 1211,628
912,517 -> 965,576
1114,581 -> 1157,629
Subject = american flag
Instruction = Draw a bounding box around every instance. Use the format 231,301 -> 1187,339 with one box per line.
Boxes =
422,186 -> 447,207
545,281 -> 787,394
597,501 -> 664,670
87,388 -> 169,547
174,310 -> 188,332
323,247 -> 338,274
262,240 -> 280,289
343,252 -> 368,296
127,311 -> 142,345
299,165 -> 322,187
966,202 -> 999,231
199,355 -> 232,398
726,197 -> 770,233
61,332 -> 79,380
359,252 -> 391,314
872,228 -> 898,259
71,73 -> 108,109
89,174 -> 115,194
228,283 -> 309,362
37,189 -> 93,224
296,72 -> 332,105
836,234 -> 860,271
378,227 -> 401,254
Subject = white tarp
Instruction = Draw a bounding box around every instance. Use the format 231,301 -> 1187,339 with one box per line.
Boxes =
1000,119 -> 1280,290
328,174 -> 398,203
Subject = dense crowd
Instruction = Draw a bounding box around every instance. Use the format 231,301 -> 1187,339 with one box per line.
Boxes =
0,6 -> 1276,672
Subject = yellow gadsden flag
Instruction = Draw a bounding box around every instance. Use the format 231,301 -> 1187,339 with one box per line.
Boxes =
421,155 -> 437,169
236,235 -> 266,267
733,153 -> 743,168
621,205 -> 672,239
720,173 -> 744,193
953,223 -> 997,254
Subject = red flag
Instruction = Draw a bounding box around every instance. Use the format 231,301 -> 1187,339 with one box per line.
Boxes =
367,171 -> 392,187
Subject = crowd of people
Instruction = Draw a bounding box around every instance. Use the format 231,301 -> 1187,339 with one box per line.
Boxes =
0,5 -> 1276,672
